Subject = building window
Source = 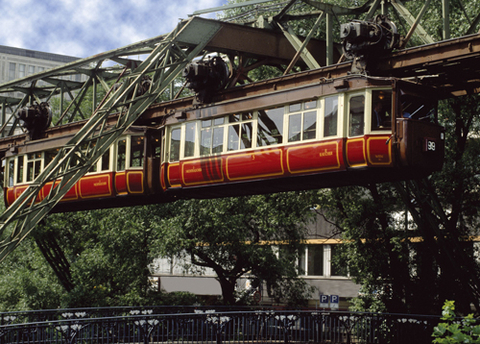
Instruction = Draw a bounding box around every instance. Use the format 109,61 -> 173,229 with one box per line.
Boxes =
19,64 -> 25,78
9,63 -> 16,81
307,245 -> 324,276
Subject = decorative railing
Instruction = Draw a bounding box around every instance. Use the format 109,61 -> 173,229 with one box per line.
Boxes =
0,308 -> 442,344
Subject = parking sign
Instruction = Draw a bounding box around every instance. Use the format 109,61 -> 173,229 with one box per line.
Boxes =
319,294 -> 329,308
330,295 -> 339,310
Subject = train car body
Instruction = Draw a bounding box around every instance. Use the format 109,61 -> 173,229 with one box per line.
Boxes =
2,75 -> 445,212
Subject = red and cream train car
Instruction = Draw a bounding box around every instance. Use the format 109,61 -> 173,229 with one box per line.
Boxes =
3,75 -> 445,212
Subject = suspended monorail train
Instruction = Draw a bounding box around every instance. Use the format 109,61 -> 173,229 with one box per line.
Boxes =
2,75 -> 445,212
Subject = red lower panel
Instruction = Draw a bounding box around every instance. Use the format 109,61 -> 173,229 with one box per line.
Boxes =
115,172 -> 127,194
346,138 -> 367,167
226,149 -> 283,181
43,181 -> 79,202
182,158 -> 223,186
167,163 -> 182,188
5,187 -> 15,206
286,141 -> 342,174
79,173 -> 113,199
160,165 -> 167,191
367,136 -> 392,165
127,171 -> 144,193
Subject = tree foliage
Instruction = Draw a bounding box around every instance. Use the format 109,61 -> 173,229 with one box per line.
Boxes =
154,193 -> 315,305
315,94 -> 480,315
433,300 -> 480,344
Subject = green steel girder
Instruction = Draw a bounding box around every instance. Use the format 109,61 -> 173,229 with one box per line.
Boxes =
0,17 -> 223,263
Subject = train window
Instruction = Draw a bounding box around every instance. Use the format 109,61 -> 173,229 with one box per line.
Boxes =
130,136 -> 144,168
8,159 -> 14,187
372,90 -> 392,130
16,156 -> 24,184
349,95 -> 365,137
169,128 -> 181,162
305,100 -> 317,109
324,96 -> 338,137
45,150 -> 57,166
257,107 -> 284,147
117,139 -> 127,171
289,103 -> 302,112
288,101 -> 318,143
200,119 -> 224,155
26,152 -> 42,182
303,111 -> 317,140
400,91 -> 435,121
288,114 -> 301,142
184,122 -> 196,158
101,150 -> 110,171
227,113 -> 253,151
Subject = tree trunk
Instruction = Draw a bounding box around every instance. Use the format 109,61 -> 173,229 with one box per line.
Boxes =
218,277 -> 237,305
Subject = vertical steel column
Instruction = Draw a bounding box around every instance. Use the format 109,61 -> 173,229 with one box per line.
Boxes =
326,12 -> 333,66
442,0 -> 450,40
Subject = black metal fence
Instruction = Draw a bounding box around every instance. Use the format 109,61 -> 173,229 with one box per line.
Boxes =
1,309 -> 441,344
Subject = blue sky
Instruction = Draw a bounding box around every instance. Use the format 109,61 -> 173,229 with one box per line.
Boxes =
0,0 -> 228,58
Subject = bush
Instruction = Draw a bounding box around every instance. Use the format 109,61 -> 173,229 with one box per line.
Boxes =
432,300 -> 480,343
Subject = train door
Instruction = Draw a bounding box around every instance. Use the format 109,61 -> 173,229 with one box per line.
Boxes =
163,125 -> 182,189
345,92 -> 367,167
146,128 -> 162,193
114,135 -> 146,195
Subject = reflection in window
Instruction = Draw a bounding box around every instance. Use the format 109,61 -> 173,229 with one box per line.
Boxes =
303,111 -> 317,140
130,136 -> 144,168
228,113 -> 253,151
349,95 -> 365,136
257,107 -> 284,147
117,139 -> 127,170
400,90 -> 436,121
288,114 -> 301,142
184,122 -> 196,158
16,156 -> 24,184
101,150 -> 110,171
169,129 -> 181,162
324,96 -> 338,137
8,159 -> 14,187
26,152 -> 42,182
201,119 -> 224,155
372,90 -> 392,130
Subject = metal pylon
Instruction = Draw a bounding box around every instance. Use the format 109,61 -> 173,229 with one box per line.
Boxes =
0,17 -> 223,262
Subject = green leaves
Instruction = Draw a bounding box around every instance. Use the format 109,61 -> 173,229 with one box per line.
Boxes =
433,301 -> 480,344
154,192 -> 314,305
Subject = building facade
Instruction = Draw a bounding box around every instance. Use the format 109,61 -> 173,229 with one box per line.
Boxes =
0,45 -> 82,133
0,45 -> 79,84
151,212 -> 361,308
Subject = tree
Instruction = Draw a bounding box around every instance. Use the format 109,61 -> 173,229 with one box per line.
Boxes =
154,193 -> 315,305
315,94 -> 480,315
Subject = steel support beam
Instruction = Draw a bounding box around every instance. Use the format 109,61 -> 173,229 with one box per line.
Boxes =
0,17 -> 223,262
